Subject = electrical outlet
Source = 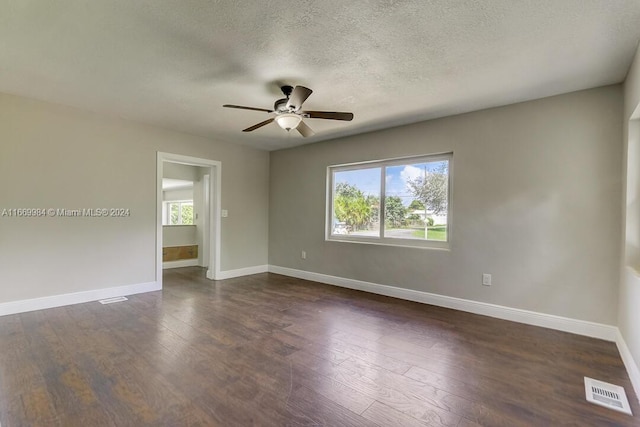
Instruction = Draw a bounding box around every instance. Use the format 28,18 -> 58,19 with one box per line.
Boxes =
221,209 -> 228,218
482,273 -> 492,286
301,251 -> 306,259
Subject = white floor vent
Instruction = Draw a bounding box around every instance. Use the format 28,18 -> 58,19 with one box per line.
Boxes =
584,377 -> 632,415
98,296 -> 128,305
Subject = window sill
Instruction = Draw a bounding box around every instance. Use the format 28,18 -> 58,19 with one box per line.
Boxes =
326,236 -> 450,251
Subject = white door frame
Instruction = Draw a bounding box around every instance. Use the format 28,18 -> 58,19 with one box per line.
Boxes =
157,152 -> 222,285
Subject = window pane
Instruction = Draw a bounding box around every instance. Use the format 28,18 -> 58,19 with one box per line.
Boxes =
180,202 -> 194,225
170,203 -> 180,225
384,160 -> 448,241
332,168 -> 381,237
327,154 -> 451,248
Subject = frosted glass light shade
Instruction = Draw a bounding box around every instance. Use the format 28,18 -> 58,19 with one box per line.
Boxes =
275,113 -> 302,131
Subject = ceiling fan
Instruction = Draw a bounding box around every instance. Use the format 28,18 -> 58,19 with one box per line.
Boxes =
223,85 -> 354,137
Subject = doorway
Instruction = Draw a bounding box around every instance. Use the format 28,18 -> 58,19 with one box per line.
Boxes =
156,152 -> 221,286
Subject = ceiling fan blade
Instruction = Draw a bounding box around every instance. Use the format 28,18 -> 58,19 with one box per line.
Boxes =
242,118 -> 275,132
286,86 -> 313,110
223,104 -> 273,113
297,121 -> 315,138
304,111 -> 354,121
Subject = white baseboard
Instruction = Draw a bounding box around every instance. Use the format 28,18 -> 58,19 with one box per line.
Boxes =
163,259 -> 199,269
216,264 -> 269,280
268,265 -> 618,342
0,261 -> 270,316
0,281 -> 161,317
616,329 -> 640,404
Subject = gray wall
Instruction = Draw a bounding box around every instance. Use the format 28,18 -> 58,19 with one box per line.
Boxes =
0,92 -> 269,303
620,42 -> 640,386
269,85 -> 622,325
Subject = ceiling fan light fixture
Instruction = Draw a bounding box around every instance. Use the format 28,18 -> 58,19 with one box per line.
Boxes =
223,85 -> 353,138
275,113 -> 302,131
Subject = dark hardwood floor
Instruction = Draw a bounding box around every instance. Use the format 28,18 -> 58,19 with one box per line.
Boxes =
1,267 -> 639,426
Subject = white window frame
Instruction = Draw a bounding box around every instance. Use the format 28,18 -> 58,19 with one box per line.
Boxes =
326,153 -> 452,249
163,200 -> 194,225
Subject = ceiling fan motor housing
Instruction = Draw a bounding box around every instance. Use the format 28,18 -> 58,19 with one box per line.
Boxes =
274,98 -> 289,112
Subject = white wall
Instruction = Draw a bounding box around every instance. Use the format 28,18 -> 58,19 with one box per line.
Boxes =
193,168 -> 209,267
162,225 -> 197,247
163,163 -> 198,182
0,92 -> 269,303
620,41 -> 640,394
269,85 -> 622,325
163,188 -> 194,202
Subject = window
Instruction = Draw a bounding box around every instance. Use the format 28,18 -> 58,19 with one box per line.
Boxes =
163,201 -> 194,225
327,153 -> 451,248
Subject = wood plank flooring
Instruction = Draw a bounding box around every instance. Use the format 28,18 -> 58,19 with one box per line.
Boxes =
1,267 -> 639,426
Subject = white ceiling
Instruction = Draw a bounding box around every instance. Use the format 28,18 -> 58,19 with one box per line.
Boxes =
1,1 -> 640,151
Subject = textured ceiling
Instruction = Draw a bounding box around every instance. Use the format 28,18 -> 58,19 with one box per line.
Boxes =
1,1 -> 640,151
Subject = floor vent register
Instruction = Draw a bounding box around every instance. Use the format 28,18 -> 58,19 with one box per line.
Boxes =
584,377 -> 632,415
98,296 -> 129,305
